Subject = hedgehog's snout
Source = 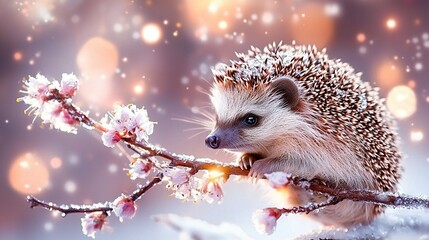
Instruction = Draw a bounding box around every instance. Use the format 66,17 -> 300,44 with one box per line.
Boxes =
206,127 -> 240,150
205,134 -> 220,149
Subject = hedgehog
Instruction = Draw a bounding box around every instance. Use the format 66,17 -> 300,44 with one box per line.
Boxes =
204,42 -> 401,226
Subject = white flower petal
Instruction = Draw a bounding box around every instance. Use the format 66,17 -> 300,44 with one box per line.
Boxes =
265,172 -> 291,188
112,195 -> 137,222
101,130 -> 121,148
81,212 -> 107,239
60,73 -> 79,97
252,209 -> 280,235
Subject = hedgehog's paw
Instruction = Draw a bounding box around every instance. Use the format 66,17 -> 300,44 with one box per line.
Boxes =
238,153 -> 259,170
248,158 -> 275,182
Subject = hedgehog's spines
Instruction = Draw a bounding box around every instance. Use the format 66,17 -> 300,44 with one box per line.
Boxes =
212,42 -> 401,192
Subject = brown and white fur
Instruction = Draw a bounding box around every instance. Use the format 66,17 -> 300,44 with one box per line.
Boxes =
207,76 -> 380,226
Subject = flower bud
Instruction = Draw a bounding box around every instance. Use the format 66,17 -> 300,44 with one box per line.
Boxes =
201,178 -> 224,203
128,159 -> 154,180
101,130 -> 121,148
60,73 -> 79,97
112,195 -> 137,222
252,208 -> 282,235
81,212 -> 107,239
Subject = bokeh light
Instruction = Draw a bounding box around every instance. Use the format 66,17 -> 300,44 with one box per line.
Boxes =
415,62 -> 423,71
64,180 -> 77,193
410,130 -> 424,142
376,60 -> 403,89
77,37 -> 119,78
8,153 -> 50,195
133,83 -> 145,95
261,12 -> 274,25
77,76 -> 114,106
50,157 -> 62,169
218,20 -> 228,30
356,33 -> 366,43
184,0 -> 247,39
44,222 -> 54,232
386,18 -> 397,30
108,163 -> 118,173
16,0 -> 56,25
141,23 -> 162,44
290,2 -> 335,48
386,85 -> 417,119
13,51 -> 23,61
76,37 -> 119,106
324,3 -> 341,17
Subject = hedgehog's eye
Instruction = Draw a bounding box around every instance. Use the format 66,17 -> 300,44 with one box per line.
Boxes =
243,114 -> 258,126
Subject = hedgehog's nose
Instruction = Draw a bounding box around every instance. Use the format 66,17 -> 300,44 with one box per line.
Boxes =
205,135 -> 220,149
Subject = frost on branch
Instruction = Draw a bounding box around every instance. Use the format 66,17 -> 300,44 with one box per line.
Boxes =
18,72 -> 429,238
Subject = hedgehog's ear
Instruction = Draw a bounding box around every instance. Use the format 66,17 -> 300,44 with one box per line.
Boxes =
270,76 -> 299,109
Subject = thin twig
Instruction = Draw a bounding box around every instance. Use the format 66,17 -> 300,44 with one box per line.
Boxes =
130,176 -> 163,202
27,196 -> 112,215
279,196 -> 341,215
27,177 -> 163,215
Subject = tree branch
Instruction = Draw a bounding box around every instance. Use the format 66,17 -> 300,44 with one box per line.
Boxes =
24,85 -> 429,219
125,140 -> 429,211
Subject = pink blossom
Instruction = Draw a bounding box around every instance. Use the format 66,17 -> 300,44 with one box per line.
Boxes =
174,183 -> 192,199
112,195 -> 137,222
130,107 -> 154,142
162,168 -> 205,201
18,73 -> 81,133
265,172 -> 291,188
81,212 -> 107,239
172,177 -> 202,201
121,105 -> 137,125
101,130 -> 121,148
18,74 -> 52,114
39,101 -> 79,133
60,73 -> 79,97
128,158 -> 154,180
201,177 -> 224,203
100,105 -> 155,147
252,208 -> 282,235
22,73 -> 51,100
112,105 -> 133,132
163,168 -> 190,186
134,121 -> 154,142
